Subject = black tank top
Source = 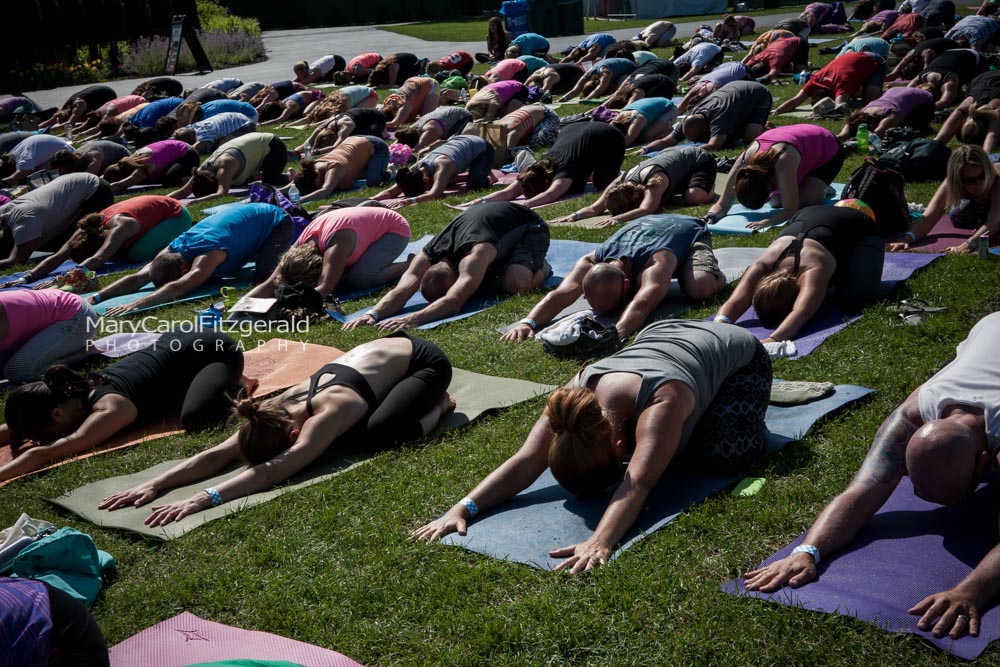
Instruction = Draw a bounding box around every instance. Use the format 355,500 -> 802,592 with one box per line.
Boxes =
773,207 -> 879,278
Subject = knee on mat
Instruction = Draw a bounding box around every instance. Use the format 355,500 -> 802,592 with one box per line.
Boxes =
685,188 -> 713,206
180,404 -> 228,433
683,273 -> 724,302
501,269 -> 534,294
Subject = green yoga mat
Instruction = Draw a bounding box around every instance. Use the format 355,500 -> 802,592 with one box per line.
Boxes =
49,368 -> 555,540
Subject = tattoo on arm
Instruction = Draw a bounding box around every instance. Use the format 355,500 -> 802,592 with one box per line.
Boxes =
858,410 -> 918,486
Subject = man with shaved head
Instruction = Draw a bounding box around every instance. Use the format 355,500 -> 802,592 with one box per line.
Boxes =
503,215 -> 724,342
743,312 -> 1000,640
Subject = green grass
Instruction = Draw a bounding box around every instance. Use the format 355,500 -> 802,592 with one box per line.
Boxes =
4,24 -> 1000,666
382,6 -> 803,42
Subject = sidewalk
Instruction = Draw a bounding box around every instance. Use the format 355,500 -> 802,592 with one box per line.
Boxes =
16,11 -> 799,109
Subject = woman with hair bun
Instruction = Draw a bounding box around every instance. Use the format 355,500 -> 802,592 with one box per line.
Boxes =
99,334 -> 454,526
413,319 -> 771,573
0,331 -> 246,483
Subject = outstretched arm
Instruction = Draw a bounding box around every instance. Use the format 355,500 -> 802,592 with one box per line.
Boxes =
615,256 -> 674,339
342,251 -> 430,330
502,255 -> 594,341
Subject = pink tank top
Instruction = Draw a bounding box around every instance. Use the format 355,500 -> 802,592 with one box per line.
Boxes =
753,125 -> 840,185
348,53 -> 381,70
139,140 -> 192,180
102,95 -> 147,115
297,208 -> 410,266
486,59 -> 526,81
0,290 -> 83,352
487,80 -> 525,105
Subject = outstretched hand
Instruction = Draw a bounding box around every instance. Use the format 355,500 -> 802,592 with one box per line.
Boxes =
410,505 -> 469,542
909,586 -> 982,639
99,483 -> 158,511
501,323 -> 535,342
742,551 -> 818,592
550,537 -> 612,574
144,493 -> 210,527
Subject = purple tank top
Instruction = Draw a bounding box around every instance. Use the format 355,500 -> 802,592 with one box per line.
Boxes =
753,125 -> 840,185
863,87 -> 933,119
0,577 -> 52,666
487,80 -> 525,105
140,139 -> 192,180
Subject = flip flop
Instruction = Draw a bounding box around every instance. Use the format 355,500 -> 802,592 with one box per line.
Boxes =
889,298 -> 947,314
891,313 -> 924,327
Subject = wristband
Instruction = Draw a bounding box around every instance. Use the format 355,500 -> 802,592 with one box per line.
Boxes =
460,497 -> 479,518
92,293 -> 103,304
410,197 -> 419,205
703,212 -> 719,224
713,314 -> 731,324
968,238 -> 978,250
204,487 -> 223,507
792,544 -> 820,565
366,309 -> 379,323
903,231 -> 916,243
519,317 -> 538,331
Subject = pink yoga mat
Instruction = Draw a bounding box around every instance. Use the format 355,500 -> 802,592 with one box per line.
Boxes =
905,216 -> 974,253
110,612 -> 363,667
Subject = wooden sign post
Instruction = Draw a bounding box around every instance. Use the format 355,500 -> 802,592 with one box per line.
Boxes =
164,15 -> 213,75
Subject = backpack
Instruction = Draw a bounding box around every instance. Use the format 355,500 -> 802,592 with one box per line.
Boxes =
539,313 -> 624,359
248,182 -> 313,237
876,138 -> 951,182
841,159 -> 910,236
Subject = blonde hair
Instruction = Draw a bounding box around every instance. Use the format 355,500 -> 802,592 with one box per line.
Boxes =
275,241 -> 323,286
945,144 -> 996,209
233,396 -> 293,464
609,109 -> 637,134
606,181 -> 651,215
173,101 -> 202,127
304,92 -> 349,124
545,387 -> 620,496
752,268 -> 799,328
959,104 -> 999,148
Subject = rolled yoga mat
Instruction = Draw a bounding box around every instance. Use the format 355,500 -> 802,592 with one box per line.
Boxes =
722,475 -> 1000,660
49,367 -> 555,539
442,383 -> 874,570
109,612 -> 363,667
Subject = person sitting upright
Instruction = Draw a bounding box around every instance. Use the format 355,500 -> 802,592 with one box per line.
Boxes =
743,310 -> 1000,640
343,202 -> 550,333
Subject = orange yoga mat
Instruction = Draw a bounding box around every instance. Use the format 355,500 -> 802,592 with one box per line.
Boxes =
0,338 -> 342,486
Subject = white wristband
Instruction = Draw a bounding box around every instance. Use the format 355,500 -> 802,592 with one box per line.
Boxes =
792,544 -> 820,565
460,497 -> 478,518
519,318 -> 538,331
713,314 -> 731,324
366,309 -> 379,323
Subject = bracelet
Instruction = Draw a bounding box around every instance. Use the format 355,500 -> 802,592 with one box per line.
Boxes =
903,231 -> 916,243
792,544 -> 820,565
571,212 -> 580,221
519,317 -> 538,331
204,487 -> 223,507
460,497 -> 479,518
410,197 -> 419,205
366,309 -> 379,323
92,293 -> 103,304
713,314 -> 731,324
968,238 -> 978,250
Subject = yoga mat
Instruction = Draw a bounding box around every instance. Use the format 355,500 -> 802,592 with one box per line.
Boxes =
443,383 -> 874,570
552,213 -> 614,228
905,216 -> 973,253
344,238 -> 599,330
0,259 -> 143,288
0,339 -> 336,488
377,170 -> 516,208
734,252 -> 941,359
447,183 -> 602,211
499,247 -> 766,334
180,186 -> 250,203
709,183 -> 847,236
723,476 -> 1000,660
91,264 -> 255,315
109,612 -> 363,667
49,367 -> 555,539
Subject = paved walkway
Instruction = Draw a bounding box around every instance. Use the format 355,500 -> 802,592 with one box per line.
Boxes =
17,11 -> 800,109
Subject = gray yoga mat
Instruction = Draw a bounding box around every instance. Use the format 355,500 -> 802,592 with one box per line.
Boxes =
49,368 -> 555,540
443,383 -> 874,570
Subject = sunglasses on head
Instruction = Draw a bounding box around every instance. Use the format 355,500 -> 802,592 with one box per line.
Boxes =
962,172 -> 986,186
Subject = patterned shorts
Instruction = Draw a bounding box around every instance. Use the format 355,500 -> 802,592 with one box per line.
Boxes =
529,109 -> 561,150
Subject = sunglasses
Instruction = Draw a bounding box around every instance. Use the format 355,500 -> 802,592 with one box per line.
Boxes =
962,172 -> 986,186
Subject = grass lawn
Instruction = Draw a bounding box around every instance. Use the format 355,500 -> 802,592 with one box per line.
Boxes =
382,5 -> 802,42
4,13 -> 999,665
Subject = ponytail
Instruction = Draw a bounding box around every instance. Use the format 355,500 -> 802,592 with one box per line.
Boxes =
545,387 -> 620,496
232,396 -> 294,464
516,158 -> 556,198
68,213 -> 107,262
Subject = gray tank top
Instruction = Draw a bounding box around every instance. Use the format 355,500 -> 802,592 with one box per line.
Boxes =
417,135 -> 488,176
578,320 -> 759,448
416,106 -> 474,138
622,146 -> 705,201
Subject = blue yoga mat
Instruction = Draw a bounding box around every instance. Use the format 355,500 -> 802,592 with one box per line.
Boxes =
344,239 -> 599,330
443,383 -> 874,569
1,259 -> 143,289
91,265 -> 256,316
710,184 -> 847,236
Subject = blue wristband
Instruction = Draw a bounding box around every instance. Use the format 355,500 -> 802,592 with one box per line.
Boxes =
792,543 -> 820,565
204,487 -> 223,507
460,497 -> 479,518
366,309 -> 379,323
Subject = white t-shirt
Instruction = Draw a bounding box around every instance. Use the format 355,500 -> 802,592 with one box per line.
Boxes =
918,312 -> 1000,454
9,135 -> 71,171
310,55 -> 340,76
190,112 -> 253,143
204,78 -> 243,93
676,42 -> 723,68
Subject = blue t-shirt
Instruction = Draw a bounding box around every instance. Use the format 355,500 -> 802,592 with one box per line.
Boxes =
595,215 -> 705,283
168,203 -> 286,280
579,33 -> 617,53
200,100 -> 259,123
131,97 -> 183,128
517,55 -> 549,76
593,58 -> 637,78
624,97 -> 676,124
511,32 -> 550,54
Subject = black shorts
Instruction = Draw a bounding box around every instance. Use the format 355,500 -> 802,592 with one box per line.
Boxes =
685,150 -> 718,193
504,221 -> 551,273
81,179 -> 114,214
806,143 -> 846,186
261,135 -> 289,185
510,85 -> 530,104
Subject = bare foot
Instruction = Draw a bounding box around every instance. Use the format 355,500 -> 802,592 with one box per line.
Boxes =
439,392 -> 457,415
419,392 -> 457,436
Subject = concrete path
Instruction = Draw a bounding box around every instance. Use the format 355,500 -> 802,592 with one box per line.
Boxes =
15,11 -> 801,109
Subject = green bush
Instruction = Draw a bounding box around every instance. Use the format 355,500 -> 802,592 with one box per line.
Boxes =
197,0 -> 261,36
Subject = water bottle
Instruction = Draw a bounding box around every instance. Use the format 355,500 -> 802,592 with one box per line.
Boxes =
302,143 -> 312,160
460,88 -> 468,102
869,131 -> 881,153
856,123 -> 869,155
288,181 -> 301,205
198,305 -> 222,330
980,234 -> 990,259
794,70 -> 811,84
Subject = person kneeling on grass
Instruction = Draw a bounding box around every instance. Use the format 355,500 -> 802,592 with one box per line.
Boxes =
102,139 -> 201,194
0,134 -> 72,186
487,104 -> 561,153
373,135 -> 495,208
290,135 -> 391,205
465,80 -> 529,121
610,97 -> 678,147
743,310 -> 1000,640
837,87 -> 935,141
169,132 -> 289,204
714,203 -> 884,345
9,195 -> 192,286
771,51 -> 886,115
99,333 -> 455,527
0,290 -> 98,384
344,202 -> 550,333
295,107 -> 388,157
246,207 -> 411,301
504,215 -> 724,343
0,331 -> 248,484
934,70 -> 1000,154
91,203 -> 294,317
393,106 -> 473,154
416,318 -> 771,573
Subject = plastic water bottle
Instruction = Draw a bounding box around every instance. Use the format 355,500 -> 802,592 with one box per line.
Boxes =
856,123 -> 869,155
302,143 -> 312,160
980,234 -> 990,259
288,181 -> 301,205
460,88 -> 468,102
793,70 -> 811,84
869,131 -> 881,153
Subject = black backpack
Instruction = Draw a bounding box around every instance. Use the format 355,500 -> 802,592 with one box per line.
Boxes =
876,138 -> 951,182
841,159 -> 910,236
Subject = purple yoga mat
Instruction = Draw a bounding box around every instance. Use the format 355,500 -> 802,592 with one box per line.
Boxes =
110,612 -> 363,667
906,216 -> 974,253
734,252 -> 940,359
723,476 -> 1000,660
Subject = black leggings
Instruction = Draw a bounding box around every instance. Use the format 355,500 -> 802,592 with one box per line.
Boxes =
261,135 -> 289,186
364,334 -> 452,449
45,583 -> 109,667
690,342 -> 772,473
161,148 -> 201,187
